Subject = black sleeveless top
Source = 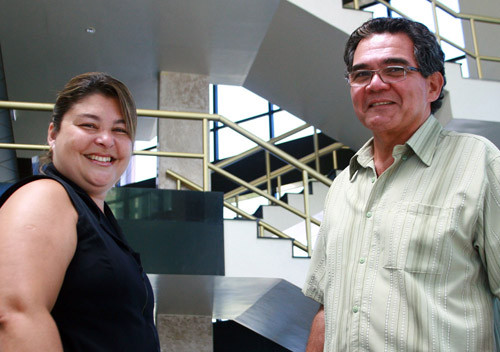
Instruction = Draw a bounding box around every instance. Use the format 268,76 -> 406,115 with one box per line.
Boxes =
0,164 -> 160,351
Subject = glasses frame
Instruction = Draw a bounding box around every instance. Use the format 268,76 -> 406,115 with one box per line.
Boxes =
345,65 -> 421,87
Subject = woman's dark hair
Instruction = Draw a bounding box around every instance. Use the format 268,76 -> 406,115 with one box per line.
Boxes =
42,72 -> 137,167
344,17 -> 446,114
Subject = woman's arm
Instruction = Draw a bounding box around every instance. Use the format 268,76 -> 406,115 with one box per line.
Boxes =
0,179 -> 78,351
306,305 -> 325,352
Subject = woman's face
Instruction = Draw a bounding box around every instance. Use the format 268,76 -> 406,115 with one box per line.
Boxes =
48,93 -> 133,205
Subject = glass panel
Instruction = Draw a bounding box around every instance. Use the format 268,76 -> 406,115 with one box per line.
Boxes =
441,41 -> 465,62
217,126 -> 256,159
217,116 -> 270,159
121,137 -> 158,185
440,0 -> 460,13
391,0 -> 434,30
273,111 -> 314,144
217,85 -> 269,122
436,7 -> 465,59
364,3 -> 389,18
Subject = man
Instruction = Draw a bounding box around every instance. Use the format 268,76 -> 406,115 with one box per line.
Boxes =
303,17 -> 500,351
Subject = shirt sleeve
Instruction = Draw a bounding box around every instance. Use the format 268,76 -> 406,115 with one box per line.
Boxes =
482,153 -> 500,298
302,224 -> 327,304
302,181 -> 338,304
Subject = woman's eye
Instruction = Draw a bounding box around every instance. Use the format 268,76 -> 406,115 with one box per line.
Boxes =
113,128 -> 129,134
113,127 -> 128,133
80,123 -> 97,129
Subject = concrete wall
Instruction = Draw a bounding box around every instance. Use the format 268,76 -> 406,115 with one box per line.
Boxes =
158,72 -> 209,190
157,315 -> 213,352
459,0 -> 500,80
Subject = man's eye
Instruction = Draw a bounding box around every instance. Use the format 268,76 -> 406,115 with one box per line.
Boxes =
353,71 -> 372,80
384,67 -> 405,76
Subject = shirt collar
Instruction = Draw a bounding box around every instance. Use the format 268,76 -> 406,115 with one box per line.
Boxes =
349,115 -> 443,180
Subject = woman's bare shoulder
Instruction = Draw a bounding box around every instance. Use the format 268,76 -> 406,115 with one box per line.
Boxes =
0,178 -> 77,222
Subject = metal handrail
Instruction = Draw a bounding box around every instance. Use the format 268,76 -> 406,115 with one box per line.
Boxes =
217,114 -> 332,187
0,100 -> 332,255
209,163 -> 322,227
214,123 -> 311,169
224,142 -> 342,200
0,101 -> 331,187
353,0 -> 500,79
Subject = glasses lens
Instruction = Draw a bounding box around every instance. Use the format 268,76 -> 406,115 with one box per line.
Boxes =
380,66 -> 406,83
350,71 -> 372,86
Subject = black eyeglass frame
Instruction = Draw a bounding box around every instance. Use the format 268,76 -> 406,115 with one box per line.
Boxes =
345,65 -> 421,87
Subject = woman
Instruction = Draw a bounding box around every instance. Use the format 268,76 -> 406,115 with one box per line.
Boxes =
0,72 -> 160,351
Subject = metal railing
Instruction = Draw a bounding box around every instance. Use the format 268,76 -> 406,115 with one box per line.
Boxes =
351,0 -> 500,79
0,100 -> 340,256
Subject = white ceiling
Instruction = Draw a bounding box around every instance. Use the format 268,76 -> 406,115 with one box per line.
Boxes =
2,0 -> 499,158
0,0 -> 281,154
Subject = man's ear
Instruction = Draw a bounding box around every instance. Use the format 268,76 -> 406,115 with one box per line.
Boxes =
427,71 -> 445,104
47,122 -> 57,148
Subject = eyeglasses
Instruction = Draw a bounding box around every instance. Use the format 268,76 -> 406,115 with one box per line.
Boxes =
345,65 -> 421,87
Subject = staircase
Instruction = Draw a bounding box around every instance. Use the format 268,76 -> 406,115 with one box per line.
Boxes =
255,181 -> 330,257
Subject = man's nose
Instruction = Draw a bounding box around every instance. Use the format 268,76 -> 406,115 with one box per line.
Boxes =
366,72 -> 390,90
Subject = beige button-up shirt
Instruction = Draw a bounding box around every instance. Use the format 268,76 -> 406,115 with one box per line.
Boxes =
303,116 -> 500,351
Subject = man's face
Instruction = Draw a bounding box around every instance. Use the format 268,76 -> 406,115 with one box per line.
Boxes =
349,32 -> 442,139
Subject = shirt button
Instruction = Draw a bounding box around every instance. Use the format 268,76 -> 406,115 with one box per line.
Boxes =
366,211 -> 372,218
371,177 -> 375,183
359,258 -> 366,264
402,155 -> 408,161
352,306 -> 359,313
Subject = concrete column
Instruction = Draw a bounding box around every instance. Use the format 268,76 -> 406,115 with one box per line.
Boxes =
0,46 -> 19,182
157,315 -> 213,352
158,72 -> 209,190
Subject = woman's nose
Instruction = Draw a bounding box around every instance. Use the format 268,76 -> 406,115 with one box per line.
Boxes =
95,130 -> 114,147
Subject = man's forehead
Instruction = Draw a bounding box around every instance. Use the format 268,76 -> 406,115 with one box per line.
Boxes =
352,32 -> 416,66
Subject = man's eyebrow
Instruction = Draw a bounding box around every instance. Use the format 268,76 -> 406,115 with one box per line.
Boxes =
383,57 -> 411,65
351,57 -> 412,71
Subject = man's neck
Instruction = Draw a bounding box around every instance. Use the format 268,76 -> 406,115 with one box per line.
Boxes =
372,137 -> 396,176
370,114 -> 431,175
372,131 -> 412,176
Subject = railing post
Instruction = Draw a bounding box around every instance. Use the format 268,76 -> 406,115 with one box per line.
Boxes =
202,118 -> 209,191
313,128 -> 320,173
470,19 -> 483,79
265,151 -> 272,204
302,170 -> 312,257
258,222 -> 264,238
431,0 -> 441,42
333,150 -> 338,171
277,175 -> 282,199
235,195 -> 239,217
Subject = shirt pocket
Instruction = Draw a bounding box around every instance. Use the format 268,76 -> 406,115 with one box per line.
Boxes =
383,202 -> 453,275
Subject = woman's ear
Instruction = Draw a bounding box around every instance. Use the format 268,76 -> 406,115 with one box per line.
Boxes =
47,122 -> 57,149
